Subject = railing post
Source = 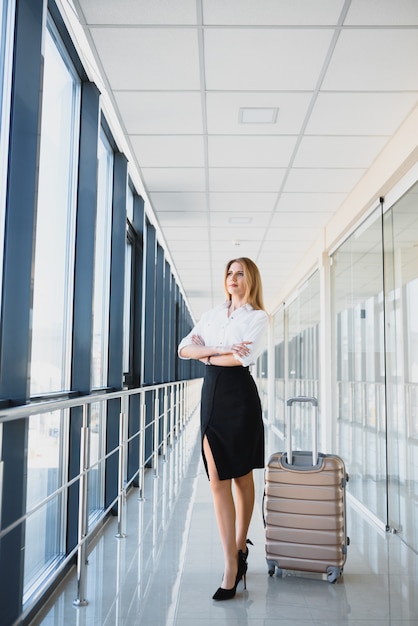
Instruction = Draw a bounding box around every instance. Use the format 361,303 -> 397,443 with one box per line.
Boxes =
184,382 -> 188,426
138,394 -> 146,501
153,391 -> 160,477
115,395 -> 127,539
169,386 -> 175,445
73,404 -> 89,607
162,387 -> 168,461
181,382 -> 186,429
175,384 -> 180,438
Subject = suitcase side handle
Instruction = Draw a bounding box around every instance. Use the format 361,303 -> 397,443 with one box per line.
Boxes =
286,396 -> 318,465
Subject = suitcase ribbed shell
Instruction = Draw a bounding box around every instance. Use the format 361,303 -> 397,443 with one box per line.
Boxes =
264,451 -> 348,580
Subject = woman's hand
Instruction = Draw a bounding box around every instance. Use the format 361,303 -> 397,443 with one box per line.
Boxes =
218,341 -> 252,358
190,335 -> 252,361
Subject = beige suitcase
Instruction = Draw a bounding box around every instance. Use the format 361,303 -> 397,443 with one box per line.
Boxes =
264,396 -> 349,583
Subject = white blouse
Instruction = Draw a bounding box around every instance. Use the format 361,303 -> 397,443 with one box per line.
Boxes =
178,302 -> 269,367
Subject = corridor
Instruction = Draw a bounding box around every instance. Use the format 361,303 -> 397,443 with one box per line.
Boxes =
31,410 -> 418,626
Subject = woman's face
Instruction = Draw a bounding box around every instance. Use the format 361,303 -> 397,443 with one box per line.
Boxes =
226,261 -> 246,300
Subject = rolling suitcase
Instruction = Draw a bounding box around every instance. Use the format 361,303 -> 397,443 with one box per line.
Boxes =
263,396 -> 349,583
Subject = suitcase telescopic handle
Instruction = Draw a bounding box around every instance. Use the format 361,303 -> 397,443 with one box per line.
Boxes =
286,396 -> 318,466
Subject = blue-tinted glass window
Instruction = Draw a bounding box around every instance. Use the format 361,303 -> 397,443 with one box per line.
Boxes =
0,0 -> 15,313
24,14 -> 80,601
30,19 -> 80,395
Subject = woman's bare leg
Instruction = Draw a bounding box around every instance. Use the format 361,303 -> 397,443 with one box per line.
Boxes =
234,471 -> 255,553
203,436 -> 238,589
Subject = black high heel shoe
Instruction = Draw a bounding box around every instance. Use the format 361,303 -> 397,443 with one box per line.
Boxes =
212,556 -> 247,601
238,539 -> 253,568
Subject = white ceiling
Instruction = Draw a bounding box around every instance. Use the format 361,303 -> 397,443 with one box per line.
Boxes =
71,0 -> 418,320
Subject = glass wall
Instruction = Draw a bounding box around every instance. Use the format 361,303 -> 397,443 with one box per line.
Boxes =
273,306 -> 285,428
24,16 -> 80,599
286,271 -> 320,452
332,206 -> 386,522
331,181 -> 418,552
384,181 -> 418,549
271,271 -> 320,450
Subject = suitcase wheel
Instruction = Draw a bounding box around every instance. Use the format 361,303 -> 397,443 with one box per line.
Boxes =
266,559 -> 282,577
326,566 -> 342,583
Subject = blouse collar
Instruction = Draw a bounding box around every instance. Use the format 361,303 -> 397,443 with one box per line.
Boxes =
222,301 -> 253,312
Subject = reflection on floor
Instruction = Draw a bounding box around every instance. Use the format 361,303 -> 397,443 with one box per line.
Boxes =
31,410 -> 418,625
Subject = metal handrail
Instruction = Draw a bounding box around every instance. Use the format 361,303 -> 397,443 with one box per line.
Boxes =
0,378 -> 202,616
0,380 -> 192,424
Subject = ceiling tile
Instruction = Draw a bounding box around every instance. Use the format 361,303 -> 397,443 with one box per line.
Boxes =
90,28 -> 200,90
209,192 -> 277,212
115,91 -> 204,134
345,0 -> 418,25
306,92 -> 418,135
276,192 -> 346,213
265,227 -> 320,241
149,192 -> 207,212
322,30 -> 418,91
209,168 -> 286,192
202,0 -> 345,25
208,136 -> 298,168
79,0 -> 198,24
260,239 -> 311,252
210,226 -> 267,241
204,29 -> 334,91
211,241 -> 261,257
167,241 -> 210,253
160,226 -> 209,241
210,212 -> 271,228
294,136 -> 389,168
130,135 -> 205,167
271,211 -> 333,228
142,168 -> 206,192
157,212 -> 208,227
284,168 -> 365,193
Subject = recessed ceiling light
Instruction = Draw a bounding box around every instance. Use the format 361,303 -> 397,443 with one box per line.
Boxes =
239,107 -> 279,124
229,217 -> 253,224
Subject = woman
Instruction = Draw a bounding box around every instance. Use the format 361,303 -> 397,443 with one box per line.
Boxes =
178,257 -> 268,601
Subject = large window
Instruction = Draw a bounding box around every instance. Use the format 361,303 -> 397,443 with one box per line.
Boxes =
89,127 -> 114,522
25,16 -> 80,600
0,0 -> 15,311
91,128 -> 113,390
30,20 -> 80,395
123,186 -> 134,378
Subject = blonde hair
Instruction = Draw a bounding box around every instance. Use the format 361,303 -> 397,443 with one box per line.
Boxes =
224,257 -> 265,311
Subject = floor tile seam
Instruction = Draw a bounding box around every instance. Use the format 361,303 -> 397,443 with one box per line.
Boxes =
157,422 -> 203,626
81,415 -> 203,626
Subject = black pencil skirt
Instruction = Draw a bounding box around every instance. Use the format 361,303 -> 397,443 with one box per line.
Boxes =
200,365 -> 265,480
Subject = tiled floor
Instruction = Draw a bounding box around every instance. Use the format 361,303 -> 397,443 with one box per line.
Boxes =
31,410 -> 418,625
